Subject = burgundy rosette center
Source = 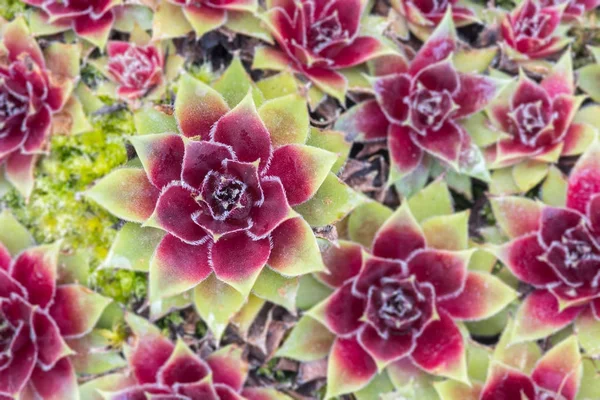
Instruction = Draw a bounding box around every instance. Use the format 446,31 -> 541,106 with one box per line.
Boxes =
408,85 -> 456,133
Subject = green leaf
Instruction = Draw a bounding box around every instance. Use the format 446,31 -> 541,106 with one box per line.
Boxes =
421,211 -> 469,251
252,267 -> 299,312
489,168 -> 520,195
85,168 -> 158,223
58,251 -> 89,285
339,65 -> 371,90
258,94 -> 310,147
152,1 -> 192,40
462,112 -> 506,148
104,223 -> 165,272
68,330 -> 127,375
276,315 -> 335,362
575,310 -> 600,357
231,294 -> 265,339
211,57 -> 264,108
407,179 -> 453,223
578,63 -> 600,103
149,291 -> 193,321
347,201 -> 393,249
296,274 -> 333,311
134,107 -> 178,135
355,372 -> 395,400
224,11 -> 273,43
306,127 -> 352,174
577,359 -> 600,400
512,160 -> 549,192
0,210 -> 34,255
540,165 -> 567,207
193,274 -> 246,342
294,173 -> 366,227
256,72 -> 300,100
453,46 -> 498,73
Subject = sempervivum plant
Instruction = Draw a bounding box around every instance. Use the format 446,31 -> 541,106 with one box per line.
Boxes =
489,142 -> 600,349
336,10 -> 503,194
279,185 -> 516,398
541,0 -> 600,22
484,51 -> 595,194
89,26 -> 184,104
499,0 -> 571,62
253,0 -> 393,102
435,321 -> 584,400
390,0 -> 478,39
20,0 -> 140,48
151,0 -> 268,41
0,18 -> 81,198
479,335 -> 582,400
87,59 -> 363,338
0,210 -> 111,399
80,314 -> 290,400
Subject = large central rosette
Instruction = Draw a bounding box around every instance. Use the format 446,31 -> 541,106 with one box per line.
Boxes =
87,71 -> 342,338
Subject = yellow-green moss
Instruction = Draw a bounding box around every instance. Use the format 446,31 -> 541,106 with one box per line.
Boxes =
91,269 -> 147,305
2,110 -> 134,267
0,0 -> 26,20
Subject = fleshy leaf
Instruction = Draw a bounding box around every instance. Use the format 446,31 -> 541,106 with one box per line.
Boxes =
306,128 -> 351,173
294,173 -> 366,227
575,308 -> 600,357
258,94 -> 309,147
134,107 -> 178,135
49,284 -> 112,338
212,57 -> 264,108
251,267 -> 299,312
175,74 -> 229,139
267,144 -> 337,206
0,209 -> 34,255
439,271 -> 517,321
86,168 -> 159,223
512,290 -> 583,343
276,315 -> 335,362
104,223 -> 165,271
267,216 -> 326,276
407,180 -> 453,222
326,337 -> 378,398
490,196 -> 543,239
193,274 -> 246,341
347,202 -> 393,249
421,211 -> 469,251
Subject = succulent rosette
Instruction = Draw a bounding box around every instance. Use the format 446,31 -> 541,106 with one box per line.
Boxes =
80,313 -> 289,400
335,11 -> 503,194
152,0 -> 270,41
87,59 -> 363,338
489,142 -> 600,349
479,336 -> 582,400
0,210 -> 111,399
499,0 -> 570,62
390,0 -> 478,39
279,184 -> 516,398
578,46 -> 600,104
89,27 -> 184,104
435,324 -> 584,400
0,18 -> 81,198
253,0 -> 394,102
541,0 -> 600,21
22,0 -> 121,48
484,51 -> 595,194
